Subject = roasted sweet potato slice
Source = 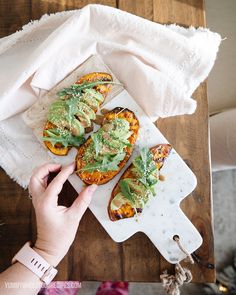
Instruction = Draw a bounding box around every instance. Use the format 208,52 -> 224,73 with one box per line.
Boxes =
108,144 -> 172,221
43,121 -> 69,156
76,72 -> 113,99
76,107 -> 140,185
43,72 -> 113,156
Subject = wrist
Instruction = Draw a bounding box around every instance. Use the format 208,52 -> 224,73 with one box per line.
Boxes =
12,242 -> 58,285
33,242 -> 62,267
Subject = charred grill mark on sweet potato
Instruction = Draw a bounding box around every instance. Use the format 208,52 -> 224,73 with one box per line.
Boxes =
76,108 -> 140,185
76,72 -> 113,98
108,144 -> 172,221
43,72 -> 113,156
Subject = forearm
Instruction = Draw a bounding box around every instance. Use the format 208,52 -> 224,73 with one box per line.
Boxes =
0,163 -> 96,295
0,246 -> 60,295
0,262 -> 43,295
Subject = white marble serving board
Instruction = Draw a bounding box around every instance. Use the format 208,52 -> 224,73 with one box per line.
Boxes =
68,92 -> 202,264
23,55 -> 202,263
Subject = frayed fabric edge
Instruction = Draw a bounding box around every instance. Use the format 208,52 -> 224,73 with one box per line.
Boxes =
0,9 -> 77,55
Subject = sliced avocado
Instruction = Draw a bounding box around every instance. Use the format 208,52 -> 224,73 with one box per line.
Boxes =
76,109 -> 91,128
81,117 -> 132,167
109,119 -> 131,139
110,130 -> 133,141
110,193 -> 132,211
48,111 -> 84,137
99,145 -> 121,155
49,101 -> 66,111
88,119 -> 132,156
125,179 -> 147,195
48,99 -> 71,126
99,133 -> 126,155
83,88 -> 104,102
124,178 -> 149,206
83,144 -> 96,162
112,118 -> 130,130
81,97 -> 100,110
147,170 -> 159,186
101,121 -> 115,132
70,118 -> 85,136
47,109 -> 68,126
77,102 -> 96,120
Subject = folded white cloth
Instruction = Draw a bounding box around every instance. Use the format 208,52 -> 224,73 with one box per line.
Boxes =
0,4 -> 221,188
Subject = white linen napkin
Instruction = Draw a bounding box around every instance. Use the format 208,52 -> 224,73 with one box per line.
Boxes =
0,4 -> 221,188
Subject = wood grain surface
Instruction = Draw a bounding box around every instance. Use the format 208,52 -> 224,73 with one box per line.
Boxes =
0,0 -> 215,283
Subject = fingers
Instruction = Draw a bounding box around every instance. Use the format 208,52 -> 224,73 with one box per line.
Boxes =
29,163 -> 62,197
46,162 -> 75,199
69,184 -> 97,219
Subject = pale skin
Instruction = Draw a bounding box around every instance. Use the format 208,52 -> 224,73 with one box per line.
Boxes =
0,162 -> 97,294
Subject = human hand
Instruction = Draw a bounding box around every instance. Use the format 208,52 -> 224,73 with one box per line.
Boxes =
28,162 -> 97,266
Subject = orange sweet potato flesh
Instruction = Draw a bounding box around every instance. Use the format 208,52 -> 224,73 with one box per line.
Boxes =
75,72 -> 113,99
76,107 -> 140,185
43,121 -> 69,156
43,72 -> 113,156
108,144 -> 172,221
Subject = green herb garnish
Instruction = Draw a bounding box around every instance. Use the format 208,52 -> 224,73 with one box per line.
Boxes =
57,81 -> 121,98
79,153 -> 126,172
111,148 -> 159,216
132,148 -> 158,188
91,133 -> 103,156
119,179 -> 136,206
44,76 -> 120,150
84,88 -> 104,102
42,128 -> 85,147
80,117 -> 132,172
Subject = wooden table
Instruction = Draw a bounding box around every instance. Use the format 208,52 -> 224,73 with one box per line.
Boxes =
0,0 -> 215,283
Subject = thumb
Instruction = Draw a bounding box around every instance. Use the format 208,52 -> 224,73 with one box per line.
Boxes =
69,184 -> 98,220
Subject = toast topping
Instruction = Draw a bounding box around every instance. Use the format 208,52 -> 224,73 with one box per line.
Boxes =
76,107 -> 140,185
43,76 -> 113,150
79,118 -> 133,172
110,147 -> 159,215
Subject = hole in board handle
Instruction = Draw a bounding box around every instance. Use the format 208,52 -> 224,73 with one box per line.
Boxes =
173,235 -> 180,241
